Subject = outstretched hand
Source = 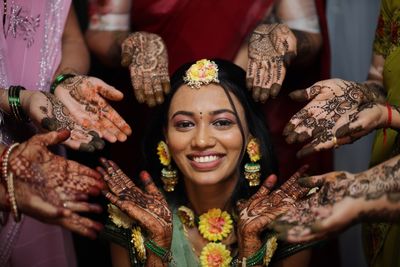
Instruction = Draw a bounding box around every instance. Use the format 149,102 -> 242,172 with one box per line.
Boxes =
10,130 -> 104,238
236,165 -> 309,257
272,159 -> 400,243
247,23 -> 297,102
283,79 -> 386,157
54,75 -> 132,143
25,91 -> 105,152
121,32 -> 170,107
99,159 -> 172,246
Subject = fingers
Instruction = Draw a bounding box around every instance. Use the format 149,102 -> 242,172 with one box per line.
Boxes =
153,76 -> 164,105
63,201 -> 103,213
96,80 -> 124,101
60,213 -> 103,239
281,165 -> 310,199
249,174 -> 277,202
108,160 -> 135,189
246,59 -> 257,90
298,174 -> 326,188
40,130 -> 71,147
139,170 -> 161,196
130,68 -> 145,104
143,76 -> 156,107
289,86 -> 321,102
161,77 -> 171,95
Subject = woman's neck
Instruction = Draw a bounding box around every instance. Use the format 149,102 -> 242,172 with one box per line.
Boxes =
184,174 -> 238,215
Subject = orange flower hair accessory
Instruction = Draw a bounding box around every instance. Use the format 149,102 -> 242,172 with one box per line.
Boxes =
183,59 -> 219,89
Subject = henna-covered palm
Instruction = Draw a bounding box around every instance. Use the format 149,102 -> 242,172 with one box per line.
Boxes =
99,158 -> 172,246
247,23 -> 297,102
121,32 -> 170,107
25,91 -> 105,152
236,165 -> 309,257
283,79 -> 386,157
54,75 -> 132,143
273,158 -> 400,242
9,130 -> 104,238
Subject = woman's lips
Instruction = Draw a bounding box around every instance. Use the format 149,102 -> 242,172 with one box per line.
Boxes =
188,153 -> 225,171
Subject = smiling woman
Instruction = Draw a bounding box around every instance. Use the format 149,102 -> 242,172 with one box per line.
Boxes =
100,59 -> 316,267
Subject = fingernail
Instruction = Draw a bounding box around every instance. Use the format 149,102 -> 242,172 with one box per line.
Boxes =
297,146 -> 314,158
88,130 -> 100,138
298,176 -> 314,187
288,90 -> 307,101
285,132 -> 298,144
284,52 -> 296,66
271,83 -> 281,98
298,132 -> 310,142
79,143 -> 95,153
335,124 -> 350,138
283,123 -> 295,136
92,139 -> 105,150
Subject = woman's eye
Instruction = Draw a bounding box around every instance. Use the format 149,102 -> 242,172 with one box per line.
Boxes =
175,121 -> 195,129
213,119 -> 234,128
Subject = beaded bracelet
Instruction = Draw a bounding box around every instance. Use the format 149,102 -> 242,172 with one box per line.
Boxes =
50,73 -> 76,94
8,86 -> 30,122
144,239 -> 173,263
1,143 -> 21,222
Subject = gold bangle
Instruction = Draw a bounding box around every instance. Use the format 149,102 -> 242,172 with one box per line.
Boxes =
1,143 -> 20,222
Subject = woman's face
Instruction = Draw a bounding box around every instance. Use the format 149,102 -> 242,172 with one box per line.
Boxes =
166,84 -> 249,187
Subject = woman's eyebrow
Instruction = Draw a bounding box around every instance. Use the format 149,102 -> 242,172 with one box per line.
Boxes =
171,110 -> 195,119
209,109 -> 235,116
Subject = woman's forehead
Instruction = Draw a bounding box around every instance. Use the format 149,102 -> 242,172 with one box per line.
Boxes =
168,84 -> 243,113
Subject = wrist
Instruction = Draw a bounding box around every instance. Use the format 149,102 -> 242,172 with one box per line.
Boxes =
19,90 -> 34,114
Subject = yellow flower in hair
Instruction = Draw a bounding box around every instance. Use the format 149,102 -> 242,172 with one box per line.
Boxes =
184,59 -> 220,88
200,243 -> 232,267
198,208 -> 233,242
131,226 -> 146,262
108,204 -> 134,229
247,138 -> 261,162
157,141 -> 171,166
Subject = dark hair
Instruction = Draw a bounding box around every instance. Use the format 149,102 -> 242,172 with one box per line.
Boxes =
142,59 -> 278,205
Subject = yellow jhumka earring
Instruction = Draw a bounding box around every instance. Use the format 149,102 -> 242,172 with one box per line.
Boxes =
157,141 -> 178,192
244,137 -> 262,186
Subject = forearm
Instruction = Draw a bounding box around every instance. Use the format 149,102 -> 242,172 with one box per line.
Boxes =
85,30 -> 129,67
55,5 -> 90,76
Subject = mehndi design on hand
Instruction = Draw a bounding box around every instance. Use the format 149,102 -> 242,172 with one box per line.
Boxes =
236,165 -> 309,257
121,32 -> 170,107
273,156 -> 400,242
9,130 -> 104,238
54,75 -> 132,143
247,24 -> 297,102
31,92 -> 105,152
283,79 -> 386,157
99,158 -> 172,247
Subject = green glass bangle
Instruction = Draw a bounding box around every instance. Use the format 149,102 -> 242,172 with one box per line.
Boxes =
50,73 -> 75,94
8,85 -> 30,122
246,242 -> 267,267
144,239 -> 173,263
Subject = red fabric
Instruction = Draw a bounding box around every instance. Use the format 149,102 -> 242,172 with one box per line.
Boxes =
131,0 -> 275,73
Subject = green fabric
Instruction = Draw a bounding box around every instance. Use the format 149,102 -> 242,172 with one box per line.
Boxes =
102,208 -> 316,266
364,1 -> 400,266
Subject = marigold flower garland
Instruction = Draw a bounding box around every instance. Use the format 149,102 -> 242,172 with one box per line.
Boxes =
179,206 -> 233,267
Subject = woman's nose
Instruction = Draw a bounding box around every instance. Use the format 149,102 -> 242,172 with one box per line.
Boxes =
191,124 -> 216,148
